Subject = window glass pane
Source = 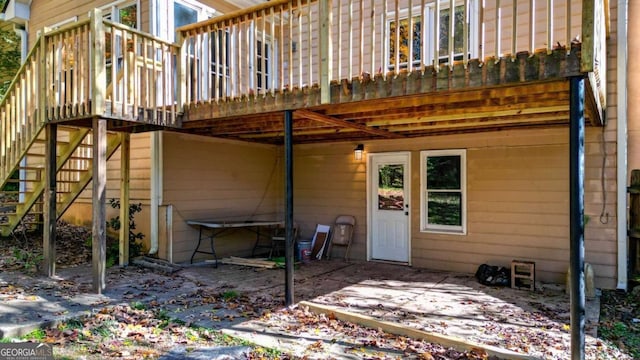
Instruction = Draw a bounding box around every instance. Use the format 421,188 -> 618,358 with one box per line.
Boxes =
175,3 -> 198,28
389,16 -> 422,68
426,155 -> 460,189
428,192 -> 461,225
378,164 -> 404,210
439,5 -> 465,56
119,4 -> 138,28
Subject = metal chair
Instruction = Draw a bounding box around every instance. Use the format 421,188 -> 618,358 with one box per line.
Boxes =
269,223 -> 298,258
326,215 -> 355,260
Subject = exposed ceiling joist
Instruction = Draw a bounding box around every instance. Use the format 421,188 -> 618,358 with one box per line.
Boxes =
295,109 -> 405,139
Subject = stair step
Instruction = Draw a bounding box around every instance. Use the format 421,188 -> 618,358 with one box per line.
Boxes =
33,139 -> 92,147
4,179 -> 43,183
58,168 -> 89,173
2,209 -> 44,215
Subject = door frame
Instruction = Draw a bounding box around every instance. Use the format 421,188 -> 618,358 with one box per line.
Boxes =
366,151 -> 412,264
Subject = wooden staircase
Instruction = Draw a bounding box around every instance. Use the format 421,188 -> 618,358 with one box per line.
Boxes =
0,126 -> 121,237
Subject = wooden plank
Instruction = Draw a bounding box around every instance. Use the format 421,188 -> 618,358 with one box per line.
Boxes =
300,301 -> 540,360
219,257 -> 277,268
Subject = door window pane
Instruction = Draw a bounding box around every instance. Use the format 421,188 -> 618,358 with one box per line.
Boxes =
378,164 -> 404,210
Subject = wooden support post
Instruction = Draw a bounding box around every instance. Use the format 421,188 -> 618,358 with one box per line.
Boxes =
42,124 -> 57,277
319,0 -> 332,104
119,133 -> 131,266
284,110 -> 294,306
569,76 -> 586,360
92,118 -> 107,293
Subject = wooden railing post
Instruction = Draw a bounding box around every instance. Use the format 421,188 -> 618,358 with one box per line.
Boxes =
320,0 -> 332,104
581,0 -> 608,125
90,9 -> 106,116
176,31 -> 186,112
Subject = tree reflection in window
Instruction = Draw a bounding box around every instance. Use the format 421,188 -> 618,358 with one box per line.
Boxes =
388,16 -> 422,70
426,155 -> 461,226
378,164 -> 404,210
388,3 -> 470,70
439,5 -> 466,59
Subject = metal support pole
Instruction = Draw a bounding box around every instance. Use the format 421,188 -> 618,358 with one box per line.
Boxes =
43,124 -> 57,277
284,110 -> 294,306
569,76 -> 586,360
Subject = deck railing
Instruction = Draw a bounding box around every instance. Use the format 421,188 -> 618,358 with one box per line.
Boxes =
177,0 -> 607,108
44,10 -> 181,126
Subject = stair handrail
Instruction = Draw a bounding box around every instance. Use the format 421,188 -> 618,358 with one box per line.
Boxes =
0,35 -> 44,187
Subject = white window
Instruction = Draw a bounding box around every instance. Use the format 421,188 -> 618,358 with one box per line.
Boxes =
167,0 -> 217,41
386,0 -> 478,71
100,0 -> 140,29
256,38 -> 271,90
210,29 -> 231,98
253,33 -> 278,92
420,149 -> 466,234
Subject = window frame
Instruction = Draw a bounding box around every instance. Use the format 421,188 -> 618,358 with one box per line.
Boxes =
420,149 -> 467,235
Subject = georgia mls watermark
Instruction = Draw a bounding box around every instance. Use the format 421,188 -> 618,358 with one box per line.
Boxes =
0,343 -> 53,360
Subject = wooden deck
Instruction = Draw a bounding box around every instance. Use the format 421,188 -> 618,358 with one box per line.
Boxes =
180,46 -> 594,144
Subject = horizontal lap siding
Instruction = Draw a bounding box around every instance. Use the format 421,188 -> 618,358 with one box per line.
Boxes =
293,143 -> 367,259
162,133 -> 281,263
414,141 -> 571,283
296,124 -> 617,288
29,0 -> 138,45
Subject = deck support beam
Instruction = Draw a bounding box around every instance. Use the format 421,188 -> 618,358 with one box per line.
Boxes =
92,118 -> 108,293
284,110 -> 294,306
569,76 -> 586,360
43,124 -> 57,277
119,133 -> 131,266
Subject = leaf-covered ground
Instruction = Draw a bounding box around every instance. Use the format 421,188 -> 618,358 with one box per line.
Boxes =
598,287 -> 640,359
0,222 -> 637,359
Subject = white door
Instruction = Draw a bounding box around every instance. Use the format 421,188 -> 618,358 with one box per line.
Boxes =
369,152 -> 411,263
